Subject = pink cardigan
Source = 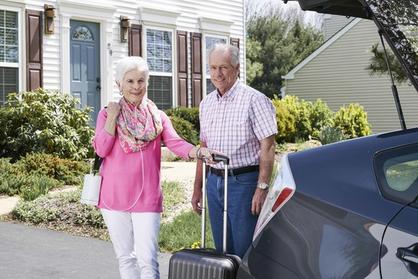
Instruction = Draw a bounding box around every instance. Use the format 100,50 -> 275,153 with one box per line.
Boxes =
93,109 -> 194,212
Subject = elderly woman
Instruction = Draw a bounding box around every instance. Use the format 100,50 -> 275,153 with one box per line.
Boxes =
93,56 -> 213,279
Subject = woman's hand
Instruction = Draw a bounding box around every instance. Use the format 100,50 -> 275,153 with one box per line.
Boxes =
104,102 -> 121,136
197,147 -> 216,164
189,147 -> 225,164
106,102 -> 121,121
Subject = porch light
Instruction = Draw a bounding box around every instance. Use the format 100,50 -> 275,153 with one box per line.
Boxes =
44,4 -> 55,34
120,16 -> 130,43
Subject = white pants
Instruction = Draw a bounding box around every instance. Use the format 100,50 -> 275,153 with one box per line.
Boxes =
101,209 -> 161,279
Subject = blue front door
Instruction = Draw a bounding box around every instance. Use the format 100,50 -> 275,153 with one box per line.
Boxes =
70,20 -> 100,126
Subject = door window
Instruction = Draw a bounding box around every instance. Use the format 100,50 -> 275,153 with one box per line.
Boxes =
375,143 -> 418,205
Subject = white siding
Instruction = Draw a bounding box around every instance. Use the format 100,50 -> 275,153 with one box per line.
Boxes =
285,19 -> 418,133
14,0 -> 244,106
322,14 -> 353,41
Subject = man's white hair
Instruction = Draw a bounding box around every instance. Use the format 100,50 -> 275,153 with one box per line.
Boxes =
209,44 -> 240,67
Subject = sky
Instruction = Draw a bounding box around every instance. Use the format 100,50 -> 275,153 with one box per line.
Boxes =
248,0 -> 323,29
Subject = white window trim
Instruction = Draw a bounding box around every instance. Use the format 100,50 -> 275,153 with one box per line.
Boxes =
58,0 -> 116,108
202,34 -> 228,96
143,26 -> 176,108
0,5 -> 24,95
138,3 -> 180,28
199,14 -> 234,36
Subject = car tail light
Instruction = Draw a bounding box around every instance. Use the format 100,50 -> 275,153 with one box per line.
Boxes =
253,154 -> 296,240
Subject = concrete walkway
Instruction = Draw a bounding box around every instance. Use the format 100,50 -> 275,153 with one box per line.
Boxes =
0,161 -> 198,279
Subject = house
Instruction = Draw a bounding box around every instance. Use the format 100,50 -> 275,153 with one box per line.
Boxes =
1,0 -> 244,123
282,15 -> 418,133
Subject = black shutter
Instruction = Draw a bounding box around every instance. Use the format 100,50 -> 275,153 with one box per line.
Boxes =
26,9 -> 43,90
129,24 -> 142,56
191,32 -> 202,107
177,31 -> 188,107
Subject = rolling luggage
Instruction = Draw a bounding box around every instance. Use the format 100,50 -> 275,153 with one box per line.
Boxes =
168,154 -> 241,279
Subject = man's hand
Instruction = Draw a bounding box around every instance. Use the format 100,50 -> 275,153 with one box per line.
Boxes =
251,188 -> 268,215
191,187 -> 203,215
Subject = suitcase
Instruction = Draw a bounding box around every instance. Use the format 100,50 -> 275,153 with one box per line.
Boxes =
168,154 -> 241,279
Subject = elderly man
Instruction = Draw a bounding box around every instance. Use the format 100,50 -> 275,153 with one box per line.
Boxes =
192,44 -> 277,258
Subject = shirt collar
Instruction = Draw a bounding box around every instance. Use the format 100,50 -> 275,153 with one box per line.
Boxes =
216,79 -> 240,101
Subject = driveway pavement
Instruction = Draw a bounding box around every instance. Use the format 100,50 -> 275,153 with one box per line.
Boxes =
0,221 -> 172,279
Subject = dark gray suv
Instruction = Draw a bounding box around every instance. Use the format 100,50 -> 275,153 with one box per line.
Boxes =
237,0 -> 418,278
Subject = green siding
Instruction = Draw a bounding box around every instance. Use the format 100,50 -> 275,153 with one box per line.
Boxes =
285,19 -> 418,133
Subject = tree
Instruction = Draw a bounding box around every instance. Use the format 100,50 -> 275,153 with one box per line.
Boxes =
246,7 -> 323,98
367,43 -> 407,83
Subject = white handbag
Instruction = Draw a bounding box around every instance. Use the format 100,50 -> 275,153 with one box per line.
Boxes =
80,154 -> 103,206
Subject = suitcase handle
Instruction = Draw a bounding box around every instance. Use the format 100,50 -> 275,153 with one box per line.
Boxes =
212,153 -> 230,164
201,155 -> 230,254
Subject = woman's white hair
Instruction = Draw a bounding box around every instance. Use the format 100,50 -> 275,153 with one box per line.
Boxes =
115,56 -> 149,83
209,44 -> 240,67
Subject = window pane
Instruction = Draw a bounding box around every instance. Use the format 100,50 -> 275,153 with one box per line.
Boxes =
0,10 -> 18,63
148,76 -> 172,110
384,154 -> 418,192
206,78 -> 216,94
205,37 -> 227,74
146,29 -> 172,73
0,67 -> 18,105
72,26 -> 93,41
375,144 -> 418,206
6,46 -> 17,62
5,28 -> 17,45
5,11 -> 17,28
0,11 -> 4,27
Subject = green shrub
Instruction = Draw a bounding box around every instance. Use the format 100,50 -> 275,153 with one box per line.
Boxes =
318,126 -> 346,145
165,107 -> 200,132
333,103 -> 372,138
19,174 -> 57,201
0,154 -> 87,198
12,189 -> 106,229
282,95 -> 312,141
309,99 -> 333,139
169,116 -> 199,145
272,99 -> 296,143
0,89 -> 94,161
19,153 -> 90,186
0,158 -> 26,196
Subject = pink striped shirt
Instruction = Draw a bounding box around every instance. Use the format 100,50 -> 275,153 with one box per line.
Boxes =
93,109 -> 193,212
200,80 -> 277,169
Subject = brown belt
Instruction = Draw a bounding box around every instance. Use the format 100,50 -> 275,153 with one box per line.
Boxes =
209,165 -> 259,177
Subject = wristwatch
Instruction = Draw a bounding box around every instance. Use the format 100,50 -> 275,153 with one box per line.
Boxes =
257,182 -> 269,190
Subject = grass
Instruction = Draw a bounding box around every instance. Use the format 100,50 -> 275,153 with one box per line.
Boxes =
160,210 -> 214,252
161,180 -> 185,221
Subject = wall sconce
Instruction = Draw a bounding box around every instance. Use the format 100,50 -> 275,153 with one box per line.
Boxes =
120,16 -> 130,43
44,4 -> 55,34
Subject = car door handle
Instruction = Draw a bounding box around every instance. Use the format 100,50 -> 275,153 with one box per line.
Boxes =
396,243 -> 418,276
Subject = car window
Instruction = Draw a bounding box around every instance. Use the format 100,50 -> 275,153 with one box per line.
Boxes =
375,143 -> 418,205
384,154 -> 418,191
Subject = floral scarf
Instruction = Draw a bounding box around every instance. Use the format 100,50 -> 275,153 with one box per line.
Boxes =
117,97 -> 163,153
